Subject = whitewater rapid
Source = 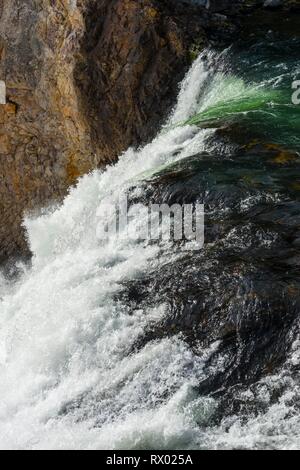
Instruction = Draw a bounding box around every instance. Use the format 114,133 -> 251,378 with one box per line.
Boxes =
0,53 -> 215,450
1,50 -> 300,450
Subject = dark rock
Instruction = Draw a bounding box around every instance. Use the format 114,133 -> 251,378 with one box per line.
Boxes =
123,149 -> 300,405
206,0 -> 232,13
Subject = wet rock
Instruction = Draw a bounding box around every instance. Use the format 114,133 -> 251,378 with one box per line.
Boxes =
123,149 -> 300,402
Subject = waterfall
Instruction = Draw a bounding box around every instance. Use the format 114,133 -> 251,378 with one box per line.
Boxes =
1,40 -> 299,450
0,52 -> 215,450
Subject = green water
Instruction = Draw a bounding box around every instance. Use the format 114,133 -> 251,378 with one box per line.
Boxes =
183,38 -> 300,152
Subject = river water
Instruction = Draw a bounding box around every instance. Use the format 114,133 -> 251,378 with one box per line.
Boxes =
0,32 -> 300,450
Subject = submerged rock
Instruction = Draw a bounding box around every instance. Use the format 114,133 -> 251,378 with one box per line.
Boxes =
122,148 -> 300,411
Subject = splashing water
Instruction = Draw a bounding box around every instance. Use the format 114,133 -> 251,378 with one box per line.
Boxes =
184,76 -> 283,126
0,52 -> 216,450
0,38 -> 300,450
182,42 -> 300,151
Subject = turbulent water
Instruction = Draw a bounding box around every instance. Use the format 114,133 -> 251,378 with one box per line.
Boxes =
0,33 -> 300,450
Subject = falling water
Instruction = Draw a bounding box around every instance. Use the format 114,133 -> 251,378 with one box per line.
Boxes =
0,39 -> 300,450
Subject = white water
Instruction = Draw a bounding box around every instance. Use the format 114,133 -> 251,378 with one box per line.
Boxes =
0,51 -> 299,450
0,53 -> 216,450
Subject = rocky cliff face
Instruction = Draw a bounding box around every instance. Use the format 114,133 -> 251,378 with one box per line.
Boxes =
0,0 -> 90,262
0,0 -> 298,264
74,0 -> 208,161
